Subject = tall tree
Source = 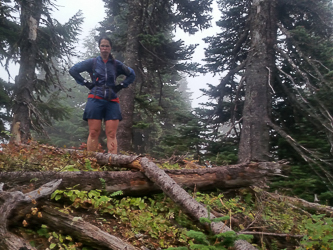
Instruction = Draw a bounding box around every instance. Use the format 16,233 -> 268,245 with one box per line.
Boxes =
117,0 -> 143,152
3,0 -> 83,143
100,0 -> 213,152
238,0 -> 277,162
11,0 -> 44,142
203,0 -> 333,189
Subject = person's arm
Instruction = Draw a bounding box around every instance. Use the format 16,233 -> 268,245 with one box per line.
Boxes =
69,59 -> 95,89
114,61 -> 136,92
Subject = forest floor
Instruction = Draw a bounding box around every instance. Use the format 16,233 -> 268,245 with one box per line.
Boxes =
1,142 -> 332,250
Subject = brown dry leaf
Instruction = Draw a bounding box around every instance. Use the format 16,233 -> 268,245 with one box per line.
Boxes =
22,220 -> 28,227
31,207 -> 38,215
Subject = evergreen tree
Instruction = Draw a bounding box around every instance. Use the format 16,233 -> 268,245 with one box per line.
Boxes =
99,0 -> 213,153
1,0 -> 83,142
35,30 -> 101,148
203,0 -> 333,199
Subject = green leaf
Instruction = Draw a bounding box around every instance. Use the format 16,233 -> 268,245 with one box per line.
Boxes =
51,190 -> 63,199
37,228 -> 49,237
55,194 -> 62,201
139,201 -> 146,210
50,243 -> 57,249
52,232 -> 58,239
66,235 -> 73,241
110,190 -> 123,197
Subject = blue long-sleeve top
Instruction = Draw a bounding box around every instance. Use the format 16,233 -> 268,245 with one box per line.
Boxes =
69,55 -> 136,100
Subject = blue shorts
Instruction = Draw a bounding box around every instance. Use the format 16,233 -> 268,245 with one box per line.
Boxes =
83,98 -> 122,121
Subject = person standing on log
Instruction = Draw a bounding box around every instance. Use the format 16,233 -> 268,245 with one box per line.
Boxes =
69,37 -> 136,154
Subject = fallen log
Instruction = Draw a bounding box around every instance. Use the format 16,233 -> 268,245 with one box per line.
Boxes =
1,180 -> 137,250
0,161 -> 282,195
0,180 -> 61,250
137,157 -> 258,250
1,151 -> 281,249
136,158 -> 256,250
30,206 -> 137,250
252,186 -> 333,216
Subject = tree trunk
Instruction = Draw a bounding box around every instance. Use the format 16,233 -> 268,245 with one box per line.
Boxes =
11,0 -> 43,143
0,161 -> 282,195
117,0 -> 143,152
238,0 -> 278,162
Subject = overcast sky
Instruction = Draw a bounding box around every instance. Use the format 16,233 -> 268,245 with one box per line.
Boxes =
2,0 -> 222,108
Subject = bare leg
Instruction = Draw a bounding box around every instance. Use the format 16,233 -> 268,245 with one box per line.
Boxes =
87,119 -> 102,151
105,120 -> 119,154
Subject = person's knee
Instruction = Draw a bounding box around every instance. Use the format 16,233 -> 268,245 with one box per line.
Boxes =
89,128 -> 101,138
106,129 -> 116,139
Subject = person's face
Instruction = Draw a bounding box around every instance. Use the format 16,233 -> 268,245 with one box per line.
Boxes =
99,39 -> 111,57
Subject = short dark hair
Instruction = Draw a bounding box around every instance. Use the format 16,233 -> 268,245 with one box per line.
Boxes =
98,36 -> 113,47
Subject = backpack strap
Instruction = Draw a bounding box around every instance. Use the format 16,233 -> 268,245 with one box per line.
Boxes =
89,57 -> 97,83
88,57 -> 97,97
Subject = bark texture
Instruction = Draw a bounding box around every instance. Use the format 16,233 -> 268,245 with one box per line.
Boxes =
0,162 -> 282,196
238,0 -> 278,162
31,206 -> 137,250
117,0 -> 143,152
11,0 -> 43,143
0,180 -> 61,250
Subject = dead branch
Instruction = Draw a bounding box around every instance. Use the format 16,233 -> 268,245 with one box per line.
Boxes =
278,22 -> 331,89
0,180 -> 61,250
252,186 -> 333,216
265,119 -> 333,191
239,231 -> 303,238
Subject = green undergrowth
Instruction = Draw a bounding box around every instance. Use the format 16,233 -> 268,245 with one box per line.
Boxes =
50,188 -> 193,248
21,225 -> 93,250
47,186 -> 333,250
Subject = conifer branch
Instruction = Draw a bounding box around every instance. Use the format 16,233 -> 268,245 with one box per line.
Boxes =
266,119 -> 333,191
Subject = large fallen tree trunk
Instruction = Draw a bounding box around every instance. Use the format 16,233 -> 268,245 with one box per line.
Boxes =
0,161 -> 282,195
30,206 -> 137,250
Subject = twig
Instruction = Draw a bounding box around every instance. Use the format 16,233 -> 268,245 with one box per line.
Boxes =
238,231 -> 304,238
